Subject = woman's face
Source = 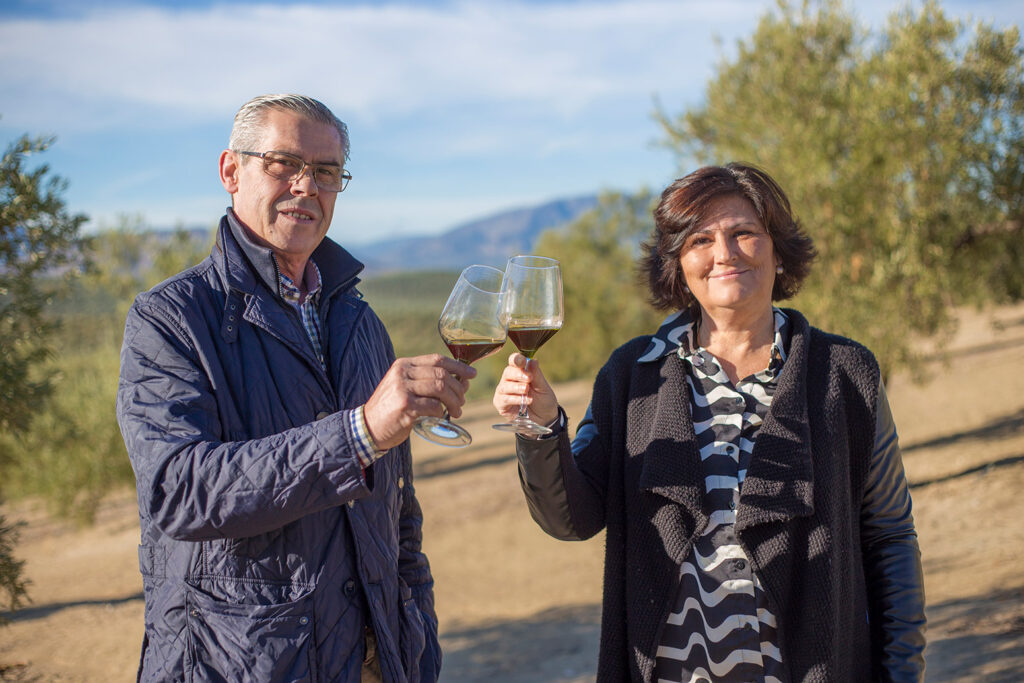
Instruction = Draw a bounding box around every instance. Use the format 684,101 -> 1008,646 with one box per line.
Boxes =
679,193 -> 779,320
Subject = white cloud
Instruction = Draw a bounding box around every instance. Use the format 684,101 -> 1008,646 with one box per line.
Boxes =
0,0 -> 760,131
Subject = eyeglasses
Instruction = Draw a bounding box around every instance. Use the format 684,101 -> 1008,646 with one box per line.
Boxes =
236,150 -> 352,192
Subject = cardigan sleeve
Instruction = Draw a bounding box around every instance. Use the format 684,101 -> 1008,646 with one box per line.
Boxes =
515,398 -> 613,541
860,380 -> 927,682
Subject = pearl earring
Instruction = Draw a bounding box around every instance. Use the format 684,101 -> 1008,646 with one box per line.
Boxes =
683,285 -> 691,294
776,265 -> 784,274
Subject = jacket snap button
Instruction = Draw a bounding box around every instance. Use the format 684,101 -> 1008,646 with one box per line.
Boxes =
397,477 -> 404,489
343,579 -> 356,597
316,411 -> 330,420
299,616 -> 309,625
189,608 -> 199,617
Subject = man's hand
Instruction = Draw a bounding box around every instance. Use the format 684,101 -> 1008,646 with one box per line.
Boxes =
363,354 -> 476,451
492,353 -> 559,427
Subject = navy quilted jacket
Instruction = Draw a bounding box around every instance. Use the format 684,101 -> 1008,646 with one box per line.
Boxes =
116,211 -> 440,682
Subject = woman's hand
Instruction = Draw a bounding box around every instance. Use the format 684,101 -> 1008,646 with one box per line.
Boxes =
492,353 -> 560,427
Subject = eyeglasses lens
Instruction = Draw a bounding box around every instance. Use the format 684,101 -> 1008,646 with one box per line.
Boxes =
262,152 -> 350,192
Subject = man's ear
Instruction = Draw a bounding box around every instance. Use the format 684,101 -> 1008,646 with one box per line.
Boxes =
219,149 -> 240,194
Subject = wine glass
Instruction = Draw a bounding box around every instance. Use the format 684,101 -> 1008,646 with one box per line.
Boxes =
492,255 -> 563,436
413,265 -> 507,447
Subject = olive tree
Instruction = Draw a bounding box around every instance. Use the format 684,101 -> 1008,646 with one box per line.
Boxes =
0,132 -> 87,621
656,0 -> 1024,378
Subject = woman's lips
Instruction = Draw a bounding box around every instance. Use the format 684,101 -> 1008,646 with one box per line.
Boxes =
709,268 -> 746,279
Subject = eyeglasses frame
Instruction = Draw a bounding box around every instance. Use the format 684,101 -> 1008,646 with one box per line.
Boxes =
235,150 -> 352,192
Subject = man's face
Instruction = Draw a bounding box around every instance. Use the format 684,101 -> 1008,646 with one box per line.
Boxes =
220,108 -> 344,265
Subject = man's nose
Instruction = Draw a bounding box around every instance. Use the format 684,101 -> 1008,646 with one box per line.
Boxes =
290,167 -> 319,196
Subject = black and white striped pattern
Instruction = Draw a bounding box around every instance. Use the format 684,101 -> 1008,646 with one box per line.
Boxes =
641,309 -> 790,683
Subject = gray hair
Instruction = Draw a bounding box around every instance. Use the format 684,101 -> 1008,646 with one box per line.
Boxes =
229,94 -> 350,162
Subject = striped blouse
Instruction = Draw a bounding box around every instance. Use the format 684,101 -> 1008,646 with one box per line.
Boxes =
642,308 -> 791,683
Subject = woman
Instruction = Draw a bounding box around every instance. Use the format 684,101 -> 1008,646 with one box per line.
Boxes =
492,163 -> 926,682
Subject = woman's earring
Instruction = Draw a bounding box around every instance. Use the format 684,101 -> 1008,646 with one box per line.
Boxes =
683,285 -> 691,294
776,265 -> 784,274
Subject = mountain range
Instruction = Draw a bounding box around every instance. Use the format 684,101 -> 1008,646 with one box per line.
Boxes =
350,194 -> 599,273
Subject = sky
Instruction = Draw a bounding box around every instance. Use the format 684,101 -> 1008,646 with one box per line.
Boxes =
0,0 -> 1021,247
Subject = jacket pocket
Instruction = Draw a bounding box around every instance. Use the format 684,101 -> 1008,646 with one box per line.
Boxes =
398,583 -> 426,682
184,584 -> 318,683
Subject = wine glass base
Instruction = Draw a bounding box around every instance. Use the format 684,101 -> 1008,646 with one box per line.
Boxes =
492,417 -> 552,437
413,417 -> 472,447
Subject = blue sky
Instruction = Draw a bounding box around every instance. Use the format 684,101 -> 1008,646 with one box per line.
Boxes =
1,0 -> 1020,246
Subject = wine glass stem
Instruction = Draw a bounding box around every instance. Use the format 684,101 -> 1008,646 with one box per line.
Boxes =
516,394 -> 530,420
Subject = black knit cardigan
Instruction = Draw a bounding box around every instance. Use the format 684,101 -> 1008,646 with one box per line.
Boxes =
553,308 -> 882,682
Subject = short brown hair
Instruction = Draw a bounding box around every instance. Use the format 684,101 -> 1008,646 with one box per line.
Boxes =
639,162 -> 816,312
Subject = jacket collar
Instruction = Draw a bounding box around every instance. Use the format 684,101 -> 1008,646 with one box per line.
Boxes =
218,208 -> 364,301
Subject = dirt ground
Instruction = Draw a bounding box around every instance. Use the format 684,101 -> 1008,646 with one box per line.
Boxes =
2,303 -> 1023,682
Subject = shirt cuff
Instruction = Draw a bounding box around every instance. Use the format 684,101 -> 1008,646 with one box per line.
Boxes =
349,406 -> 386,469
520,407 -> 567,441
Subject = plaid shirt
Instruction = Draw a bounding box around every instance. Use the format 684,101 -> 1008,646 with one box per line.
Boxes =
277,257 -> 383,469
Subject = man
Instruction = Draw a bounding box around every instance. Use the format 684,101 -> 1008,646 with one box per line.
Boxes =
117,94 -> 471,682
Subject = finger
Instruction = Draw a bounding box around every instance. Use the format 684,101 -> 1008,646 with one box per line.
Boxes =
407,368 -> 468,405
433,355 -> 477,379
413,366 -> 471,418
494,392 -> 528,416
499,360 -> 533,384
508,352 -> 530,370
501,378 -> 530,395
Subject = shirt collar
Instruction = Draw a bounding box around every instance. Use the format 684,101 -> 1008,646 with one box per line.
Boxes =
276,257 -> 323,306
222,207 -> 364,301
638,307 -> 790,373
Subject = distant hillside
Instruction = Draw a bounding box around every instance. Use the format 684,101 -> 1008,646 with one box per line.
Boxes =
351,195 -> 599,273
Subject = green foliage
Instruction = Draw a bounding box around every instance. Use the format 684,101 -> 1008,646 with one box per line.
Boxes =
655,0 -> 1024,378
0,132 -> 85,622
0,225 -> 212,524
0,514 -> 29,625
1,344 -> 130,524
0,134 -> 87,439
533,191 -> 664,382
360,270 -> 459,359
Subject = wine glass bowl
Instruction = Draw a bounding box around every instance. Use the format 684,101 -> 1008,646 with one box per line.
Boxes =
413,265 -> 507,447
493,255 -> 563,436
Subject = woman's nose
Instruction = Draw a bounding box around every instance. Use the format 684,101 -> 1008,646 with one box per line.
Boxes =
712,233 -> 736,261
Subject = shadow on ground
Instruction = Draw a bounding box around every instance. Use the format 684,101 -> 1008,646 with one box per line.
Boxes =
1,592 -> 143,624
903,408 -> 1024,453
910,453 -> 1024,489
440,603 -> 601,683
925,587 -> 1024,682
